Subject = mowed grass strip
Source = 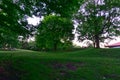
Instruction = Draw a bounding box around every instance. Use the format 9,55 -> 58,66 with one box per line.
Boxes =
0,48 -> 120,80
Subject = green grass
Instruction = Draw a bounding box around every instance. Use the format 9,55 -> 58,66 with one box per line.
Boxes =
0,48 -> 120,80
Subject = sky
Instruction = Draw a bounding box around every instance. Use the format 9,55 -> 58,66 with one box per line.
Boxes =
27,15 -> 43,26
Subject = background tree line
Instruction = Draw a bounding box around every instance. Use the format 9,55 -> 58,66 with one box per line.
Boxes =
0,0 -> 120,50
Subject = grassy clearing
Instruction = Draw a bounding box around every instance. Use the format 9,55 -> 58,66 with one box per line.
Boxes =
0,48 -> 120,80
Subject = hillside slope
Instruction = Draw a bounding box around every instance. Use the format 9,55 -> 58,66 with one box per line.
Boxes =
0,48 -> 120,80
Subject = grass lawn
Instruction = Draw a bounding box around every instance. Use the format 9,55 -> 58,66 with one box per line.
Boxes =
0,48 -> 120,80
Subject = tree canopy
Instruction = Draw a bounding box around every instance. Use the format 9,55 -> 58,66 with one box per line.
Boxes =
36,15 -> 74,51
0,0 -> 29,48
1,0 -> 120,50
75,0 -> 120,48
17,0 -> 82,18
0,0 -> 84,50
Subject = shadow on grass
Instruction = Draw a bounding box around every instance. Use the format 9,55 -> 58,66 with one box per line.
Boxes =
0,59 -> 27,80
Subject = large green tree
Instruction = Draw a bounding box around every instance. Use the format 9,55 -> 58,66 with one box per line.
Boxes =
75,0 -> 120,48
36,15 -> 73,51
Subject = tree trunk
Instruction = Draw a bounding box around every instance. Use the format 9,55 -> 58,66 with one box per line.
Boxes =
93,41 -> 95,48
94,35 -> 100,48
53,42 -> 57,51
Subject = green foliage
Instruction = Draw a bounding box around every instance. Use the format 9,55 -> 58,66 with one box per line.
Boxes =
36,15 -> 74,51
0,32 -> 19,48
0,0 -> 29,49
75,0 -> 120,48
17,0 -> 82,18
0,0 -> 84,49
40,0 -> 82,18
0,0 -> 28,35
104,0 -> 120,9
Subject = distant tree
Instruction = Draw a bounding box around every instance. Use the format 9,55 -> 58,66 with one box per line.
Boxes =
75,0 -> 120,48
0,31 -> 19,49
36,15 -> 74,51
